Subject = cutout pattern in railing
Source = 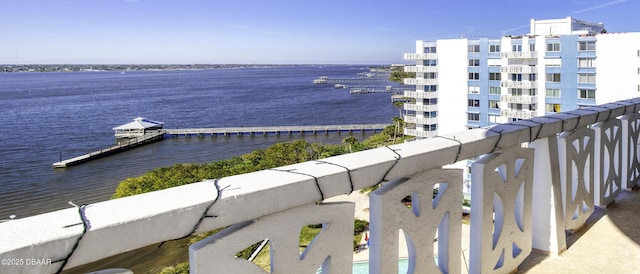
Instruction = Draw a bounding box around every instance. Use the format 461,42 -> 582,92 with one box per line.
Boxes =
190,202 -> 355,274
621,114 -> 640,189
470,147 -> 534,273
369,169 -> 462,274
558,127 -> 595,231
593,119 -> 622,206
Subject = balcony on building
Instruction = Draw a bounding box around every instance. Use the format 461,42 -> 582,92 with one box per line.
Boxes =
500,65 -> 536,74
404,90 -> 438,99
500,94 -> 538,104
404,103 -> 437,112
500,108 -> 536,119
404,114 -> 438,125
404,52 -> 437,60
500,51 -> 537,59
3,98 -> 640,273
404,78 -> 438,86
500,80 -> 536,89
403,65 -> 438,73
402,127 -> 437,138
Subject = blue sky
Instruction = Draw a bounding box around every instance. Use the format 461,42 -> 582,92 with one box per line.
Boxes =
1,0 -> 638,64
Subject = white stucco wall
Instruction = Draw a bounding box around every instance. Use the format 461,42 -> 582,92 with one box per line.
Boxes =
596,32 -> 640,104
437,38 -> 469,135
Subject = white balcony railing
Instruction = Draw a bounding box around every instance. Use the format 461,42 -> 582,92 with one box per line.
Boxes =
500,51 -> 537,59
500,65 -> 535,74
500,94 -> 538,104
404,115 -> 438,125
404,103 -> 437,112
3,98 -> 640,273
500,109 -> 536,119
403,78 -> 438,86
404,53 -> 437,60
500,80 -> 536,89
404,90 -> 438,99
404,65 -> 438,73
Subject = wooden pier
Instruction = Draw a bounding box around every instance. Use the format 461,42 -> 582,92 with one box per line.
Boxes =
52,124 -> 390,168
53,131 -> 166,168
164,124 -> 389,137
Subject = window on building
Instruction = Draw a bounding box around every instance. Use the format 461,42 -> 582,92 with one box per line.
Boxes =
468,45 -> 480,53
425,85 -> 437,91
426,111 -> 437,118
489,100 -> 500,109
425,72 -> 438,79
579,89 -> 596,99
545,103 -> 561,112
424,59 -> 437,66
578,41 -> 596,51
511,88 -> 523,96
489,86 -> 501,95
530,88 -> 537,96
578,58 -> 596,68
424,98 -> 438,105
468,86 -> 480,94
424,124 -> 438,131
511,73 -> 522,81
468,113 -> 480,121
488,114 -> 500,123
512,44 -> 522,52
424,46 -> 437,53
529,74 -> 537,81
468,59 -> 480,67
489,45 -> 501,52
546,88 -> 561,97
489,72 -> 501,81
546,43 -> 560,52
578,74 -> 596,84
468,72 -> 480,80
546,73 -> 561,82
529,44 -> 536,52
546,58 -> 562,67
424,85 -> 438,91
468,99 -> 480,107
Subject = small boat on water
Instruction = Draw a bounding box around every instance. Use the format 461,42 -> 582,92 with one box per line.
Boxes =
334,84 -> 348,89
313,76 -> 328,84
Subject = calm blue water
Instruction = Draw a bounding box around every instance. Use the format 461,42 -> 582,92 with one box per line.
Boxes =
0,65 -> 399,219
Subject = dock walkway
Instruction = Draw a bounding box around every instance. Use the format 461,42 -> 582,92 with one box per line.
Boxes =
164,124 -> 389,137
53,124 -> 390,168
53,131 -> 166,168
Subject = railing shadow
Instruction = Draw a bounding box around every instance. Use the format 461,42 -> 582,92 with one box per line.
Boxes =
519,189 -> 640,272
60,237 -> 191,274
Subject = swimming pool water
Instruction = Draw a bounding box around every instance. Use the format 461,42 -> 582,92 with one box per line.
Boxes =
351,258 -> 409,273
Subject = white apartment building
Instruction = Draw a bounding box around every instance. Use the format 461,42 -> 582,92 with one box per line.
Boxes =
403,16 -> 640,137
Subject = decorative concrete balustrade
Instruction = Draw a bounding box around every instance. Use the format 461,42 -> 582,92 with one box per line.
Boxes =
2,98 -> 640,273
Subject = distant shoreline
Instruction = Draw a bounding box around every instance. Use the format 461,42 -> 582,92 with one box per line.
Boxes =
0,64 -> 391,73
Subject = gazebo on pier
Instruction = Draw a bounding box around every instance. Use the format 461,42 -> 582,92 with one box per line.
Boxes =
112,117 -> 164,138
